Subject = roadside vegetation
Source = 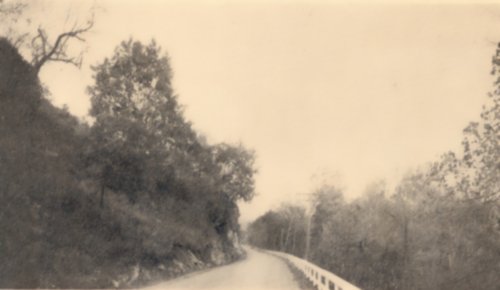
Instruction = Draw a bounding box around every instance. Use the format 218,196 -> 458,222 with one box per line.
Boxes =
247,44 -> 500,290
0,2 -> 256,287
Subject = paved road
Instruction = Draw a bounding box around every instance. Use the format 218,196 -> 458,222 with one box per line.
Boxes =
142,247 -> 301,290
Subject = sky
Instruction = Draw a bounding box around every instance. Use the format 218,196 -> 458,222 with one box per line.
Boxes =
14,0 -> 500,222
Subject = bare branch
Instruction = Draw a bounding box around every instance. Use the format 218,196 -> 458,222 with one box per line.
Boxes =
31,17 -> 94,74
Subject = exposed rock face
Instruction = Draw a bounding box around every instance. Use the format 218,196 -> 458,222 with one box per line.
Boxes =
112,242 -> 236,288
209,241 -> 228,266
228,229 -> 245,257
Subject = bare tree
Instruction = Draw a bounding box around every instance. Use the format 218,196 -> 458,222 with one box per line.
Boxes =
30,18 -> 94,74
1,0 -> 95,75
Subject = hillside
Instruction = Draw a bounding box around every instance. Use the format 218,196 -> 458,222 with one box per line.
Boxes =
0,38 -> 255,288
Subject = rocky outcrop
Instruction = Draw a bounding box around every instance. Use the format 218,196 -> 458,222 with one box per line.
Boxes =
111,241 -> 242,288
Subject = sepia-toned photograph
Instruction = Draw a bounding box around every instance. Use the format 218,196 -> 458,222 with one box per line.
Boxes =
0,0 -> 498,289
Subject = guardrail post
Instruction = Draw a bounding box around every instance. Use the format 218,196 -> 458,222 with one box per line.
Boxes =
265,249 -> 362,290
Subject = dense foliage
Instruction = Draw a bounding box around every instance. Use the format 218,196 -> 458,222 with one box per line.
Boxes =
0,38 -> 256,288
247,44 -> 500,290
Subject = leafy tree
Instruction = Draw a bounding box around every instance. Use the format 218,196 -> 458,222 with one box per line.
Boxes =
212,143 -> 256,202
247,210 -> 286,250
88,39 -> 187,144
86,39 -> 181,205
84,116 -> 149,205
277,204 -> 306,255
309,185 -> 344,256
456,43 -> 500,202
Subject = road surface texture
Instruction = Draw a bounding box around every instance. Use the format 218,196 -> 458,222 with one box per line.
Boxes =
142,247 -> 301,290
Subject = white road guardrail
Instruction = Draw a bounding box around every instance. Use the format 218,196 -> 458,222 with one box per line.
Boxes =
266,250 -> 362,290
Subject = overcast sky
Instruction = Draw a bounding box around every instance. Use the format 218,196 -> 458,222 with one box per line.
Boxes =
19,0 -> 500,222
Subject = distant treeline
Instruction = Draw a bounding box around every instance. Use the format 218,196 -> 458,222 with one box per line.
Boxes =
247,45 -> 500,290
0,38 -> 256,288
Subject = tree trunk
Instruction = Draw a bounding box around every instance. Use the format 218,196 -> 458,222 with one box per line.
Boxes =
402,217 -> 411,290
305,213 -> 312,260
99,183 -> 105,208
284,220 -> 292,252
291,222 -> 297,255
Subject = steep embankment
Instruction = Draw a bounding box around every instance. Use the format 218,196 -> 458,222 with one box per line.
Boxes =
0,38 -> 250,288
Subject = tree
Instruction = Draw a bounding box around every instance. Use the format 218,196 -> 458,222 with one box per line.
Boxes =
457,43 -> 500,202
0,0 -> 95,74
30,19 -> 94,74
276,204 -> 306,255
89,39 -> 174,125
86,39 -> 207,206
212,143 -> 257,202
247,210 -> 287,250
88,39 -> 194,149
436,44 -> 499,204
84,116 -> 150,206
309,185 -> 345,256
86,39 -> 180,206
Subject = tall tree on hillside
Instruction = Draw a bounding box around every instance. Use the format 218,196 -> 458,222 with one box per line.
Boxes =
89,39 -> 195,149
204,143 -> 256,239
86,39 -> 185,205
212,143 -> 256,202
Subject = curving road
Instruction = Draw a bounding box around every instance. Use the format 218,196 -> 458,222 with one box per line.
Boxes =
142,246 -> 301,290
